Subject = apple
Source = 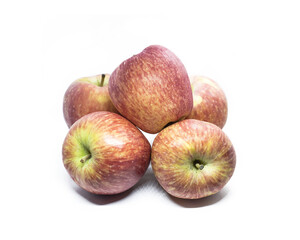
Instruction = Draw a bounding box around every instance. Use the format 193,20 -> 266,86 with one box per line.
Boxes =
63,74 -> 119,128
187,76 -> 228,129
151,119 -> 236,199
108,45 -> 193,134
62,111 -> 151,195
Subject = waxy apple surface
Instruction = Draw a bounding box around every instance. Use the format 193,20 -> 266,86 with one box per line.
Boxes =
108,45 -> 193,134
187,76 -> 228,129
63,74 -> 118,128
151,119 -> 236,199
62,111 -> 151,195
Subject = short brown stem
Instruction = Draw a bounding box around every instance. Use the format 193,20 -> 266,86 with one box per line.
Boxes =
80,154 -> 91,163
99,74 -> 105,87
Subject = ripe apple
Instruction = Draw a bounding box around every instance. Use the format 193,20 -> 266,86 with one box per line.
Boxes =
151,119 -> 236,199
62,111 -> 151,195
187,76 -> 228,129
63,74 -> 119,128
108,45 -> 193,134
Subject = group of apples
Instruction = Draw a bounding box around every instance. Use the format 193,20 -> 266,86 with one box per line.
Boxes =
62,45 -> 236,199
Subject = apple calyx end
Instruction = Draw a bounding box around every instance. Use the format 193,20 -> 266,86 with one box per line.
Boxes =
80,154 -> 91,164
193,160 -> 205,170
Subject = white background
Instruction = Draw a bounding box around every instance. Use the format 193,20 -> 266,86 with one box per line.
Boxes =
1,0 -> 300,239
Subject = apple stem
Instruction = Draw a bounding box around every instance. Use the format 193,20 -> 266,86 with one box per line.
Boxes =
99,74 -> 105,87
195,163 -> 204,170
80,154 -> 91,163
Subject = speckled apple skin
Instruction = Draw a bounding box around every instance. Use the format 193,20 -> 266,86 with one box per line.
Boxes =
62,111 -> 151,195
108,45 -> 193,134
187,76 -> 228,129
151,119 -> 236,199
63,74 -> 119,128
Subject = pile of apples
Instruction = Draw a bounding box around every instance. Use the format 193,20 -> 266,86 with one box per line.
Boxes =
62,45 -> 236,199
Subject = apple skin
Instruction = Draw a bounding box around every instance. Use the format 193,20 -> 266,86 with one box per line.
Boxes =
186,76 -> 228,129
108,45 -> 193,134
63,74 -> 119,128
151,119 -> 236,199
62,111 -> 151,195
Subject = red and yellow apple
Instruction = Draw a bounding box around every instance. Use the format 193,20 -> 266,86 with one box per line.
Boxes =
151,119 -> 236,199
187,76 -> 228,129
108,45 -> 193,134
63,74 -> 118,128
62,111 -> 151,195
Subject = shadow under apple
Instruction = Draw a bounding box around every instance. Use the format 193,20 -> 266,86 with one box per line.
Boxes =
131,166 -> 166,195
168,187 -> 229,208
73,185 -> 133,205
71,167 -> 230,207
72,166 -> 162,205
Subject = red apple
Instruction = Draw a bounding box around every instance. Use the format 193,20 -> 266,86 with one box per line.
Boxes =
63,74 -> 118,128
108,45 -> 193,134
187,76 -> 228,129
151,119 -> 236,199
62,111 -> 151,195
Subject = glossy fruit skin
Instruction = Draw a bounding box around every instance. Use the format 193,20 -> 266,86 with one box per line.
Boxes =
187,76 -> 228,129
151,119 -> 236,199
63,74 -> 118,128
108,45 -> 193,134
62,111 -> 151,195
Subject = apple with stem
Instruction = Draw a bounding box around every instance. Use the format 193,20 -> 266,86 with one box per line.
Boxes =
108,45 -> 193,134
63,74 -> 118,128
151,119 -> 236,199
62,111 -> 151,195
187,76 -> 228,129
